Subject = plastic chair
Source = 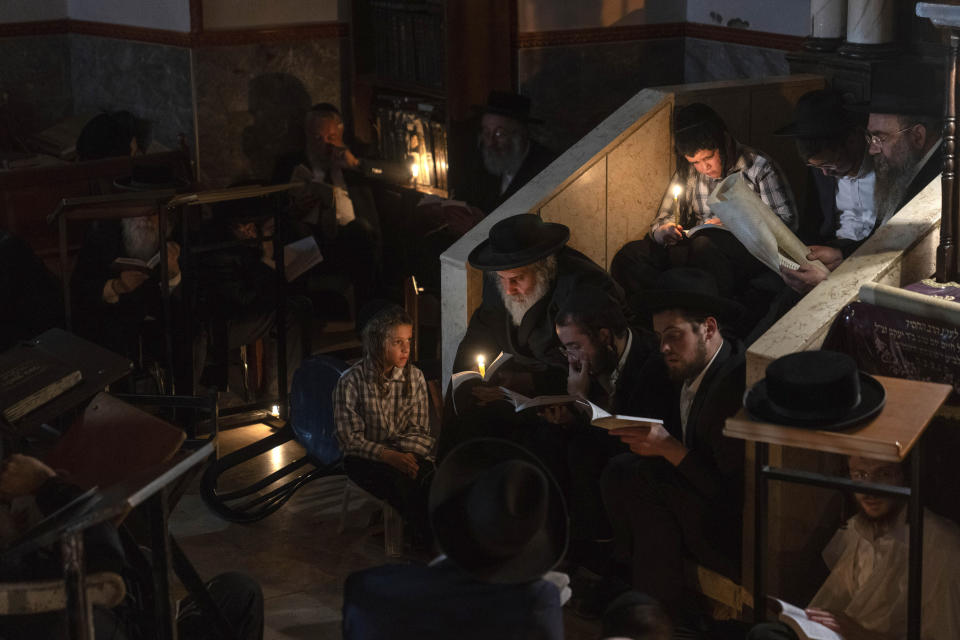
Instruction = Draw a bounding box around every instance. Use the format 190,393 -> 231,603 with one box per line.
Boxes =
200,354 -> 348,522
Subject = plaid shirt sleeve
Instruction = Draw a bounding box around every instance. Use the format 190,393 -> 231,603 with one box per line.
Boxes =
333,366 -> 384,461
747,153 -> 799,231
395,368 -> 435,459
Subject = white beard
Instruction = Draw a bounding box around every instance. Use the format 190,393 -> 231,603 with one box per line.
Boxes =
498,272 -> 551,326
480,135 -> 528,177
121,216 -> 160,261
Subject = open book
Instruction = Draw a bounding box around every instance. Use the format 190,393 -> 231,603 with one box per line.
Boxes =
577,399 -> 664,430
0,345 -> 83,423
111,251 -> 161,274
500,388 -> 578,412
706,173 -> 829,276
450,352 -> 513,392
767,598 -> 843,640
283,235 -> 323,281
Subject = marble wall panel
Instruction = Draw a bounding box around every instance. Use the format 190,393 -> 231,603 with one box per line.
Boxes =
683,37 -> 790,84
606,103 -> 673,261
519,37 -> 683,155
0,35 -> 73,135
192,39 -> 343,187
539,158 -> 607,267
69,34 -> 193,153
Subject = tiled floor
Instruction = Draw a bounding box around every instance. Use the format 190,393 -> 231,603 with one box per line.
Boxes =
171,423 -> 600,639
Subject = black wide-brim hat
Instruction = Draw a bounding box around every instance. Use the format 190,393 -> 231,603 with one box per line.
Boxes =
774,89 -> 854,138
468,213 -> 569,271
846,62 -> 944,118
745,350 -> 886,431
472,90 -> 544,124
642,267 -> 744,321
429,438 -> 569,585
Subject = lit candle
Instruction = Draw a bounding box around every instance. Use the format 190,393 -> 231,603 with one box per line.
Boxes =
477,355 -> 486,378
672,184 -> 682,204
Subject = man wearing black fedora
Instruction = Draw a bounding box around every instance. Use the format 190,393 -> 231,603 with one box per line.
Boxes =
599,268 -> 746,619
451,91 -> 557,216
853,62 -> 943,230
341,438 -> 568,640
773,89 -> 874,295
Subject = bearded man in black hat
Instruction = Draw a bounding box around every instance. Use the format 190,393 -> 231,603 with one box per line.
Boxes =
342,438 -> 568,640
597,268 -> 746,621
452,91 -> 557,216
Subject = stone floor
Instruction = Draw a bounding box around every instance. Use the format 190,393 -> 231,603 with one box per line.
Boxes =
170,423 -> 601,640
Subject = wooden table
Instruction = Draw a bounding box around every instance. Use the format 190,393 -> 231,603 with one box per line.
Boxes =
724,375 -> 952,640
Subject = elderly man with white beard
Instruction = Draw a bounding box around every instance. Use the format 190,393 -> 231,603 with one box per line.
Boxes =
437,214 -> 624,465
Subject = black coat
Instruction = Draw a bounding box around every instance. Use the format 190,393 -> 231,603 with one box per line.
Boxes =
0,232 -> 63,350
454,140 -> 557,216
454,247 -> 623,394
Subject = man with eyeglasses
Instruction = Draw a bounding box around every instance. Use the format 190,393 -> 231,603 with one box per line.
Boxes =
748,455 -> 960,640
611,103 -> 798,334
452,91 -> 557,217
773,90 -> 875,294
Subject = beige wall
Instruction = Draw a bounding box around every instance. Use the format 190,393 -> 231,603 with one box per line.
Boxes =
517,0 -> 684,31
202,0 -> 344,29
68,0 -> 191,32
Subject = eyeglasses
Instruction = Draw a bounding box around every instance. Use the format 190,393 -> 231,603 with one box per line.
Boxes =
558,346 -> 581,358
865,124 -> 916,151
849,467 -> 903,483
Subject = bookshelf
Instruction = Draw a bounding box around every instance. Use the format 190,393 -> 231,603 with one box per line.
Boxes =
349,0 -> 515,196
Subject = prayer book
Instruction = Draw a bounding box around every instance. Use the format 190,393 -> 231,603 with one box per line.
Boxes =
499,388 -> 578,412
111,251 -> 160,274
450,352 -> 513,391
706,173 -> 828,276
577,399 -> 664,430
766,597 -> 843,640
283,235 -> 323,282
683,222 -> 729,237
0,344 -> 83,423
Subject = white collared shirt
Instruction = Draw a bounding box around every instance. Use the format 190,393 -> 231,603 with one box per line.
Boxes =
835,153 -> 876,242
678,339 -> 723,443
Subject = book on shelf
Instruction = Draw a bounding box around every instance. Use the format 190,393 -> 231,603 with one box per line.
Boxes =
577,399 -> 664,431
111,251 -> 161,274
0,344 -> 84,423
766,597 -> 843,640
450,352 -> 512,391
706,172 -> 828,276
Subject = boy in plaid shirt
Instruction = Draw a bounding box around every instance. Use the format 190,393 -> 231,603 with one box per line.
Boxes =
334,305 -> 435,546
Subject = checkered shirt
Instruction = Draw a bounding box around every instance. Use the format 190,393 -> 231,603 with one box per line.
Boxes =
334,359 -> 434,461
651,143 -> 798,233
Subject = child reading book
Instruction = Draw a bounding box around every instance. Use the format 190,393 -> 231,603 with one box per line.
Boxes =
333,305 -> 435,547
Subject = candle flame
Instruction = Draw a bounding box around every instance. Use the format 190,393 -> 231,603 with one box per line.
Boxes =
672,184 -> 682,199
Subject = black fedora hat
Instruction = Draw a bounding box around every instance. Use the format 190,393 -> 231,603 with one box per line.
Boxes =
774,90 -> 855,138
468,213 -> 569,271
429,438 -> 568,584
642,268 -> 744,321
473,90 -> 543,124
846,62 -> 944,118
745,350 -> 885,431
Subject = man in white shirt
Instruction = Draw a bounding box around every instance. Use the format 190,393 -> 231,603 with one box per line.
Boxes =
749,455 -> 960,640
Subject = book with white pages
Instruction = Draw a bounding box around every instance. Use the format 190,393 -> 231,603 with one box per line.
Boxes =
499,388 -> 578,413
576,399 -> 664,430
283,235 -> 323,282
450,352 -> 513,392
766,597 -> 843,640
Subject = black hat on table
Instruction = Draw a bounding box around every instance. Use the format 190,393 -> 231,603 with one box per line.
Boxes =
429,438 -> 568,585
468,213 -> 569,271
744,350 -> 886,431
642,267 -> 744,321
846,62 -> 944,118
474,90 -> 544,124
774,89 -> 856,138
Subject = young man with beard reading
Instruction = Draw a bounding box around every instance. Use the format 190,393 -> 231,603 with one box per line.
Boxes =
749,456 -> 960,640
598,268 -> 746,623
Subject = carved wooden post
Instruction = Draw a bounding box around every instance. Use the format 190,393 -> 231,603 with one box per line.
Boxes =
939,32 -> 959,282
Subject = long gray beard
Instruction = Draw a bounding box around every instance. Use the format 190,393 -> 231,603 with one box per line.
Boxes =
121,217 -> 160,261
874,147 -> 923,224
497,268 -> 553,327
481,136 -> 528,177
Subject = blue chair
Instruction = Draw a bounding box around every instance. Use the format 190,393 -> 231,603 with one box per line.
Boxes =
200,354 -> 348,522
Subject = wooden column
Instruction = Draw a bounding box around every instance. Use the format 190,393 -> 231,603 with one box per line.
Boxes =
938,32 -> 960,282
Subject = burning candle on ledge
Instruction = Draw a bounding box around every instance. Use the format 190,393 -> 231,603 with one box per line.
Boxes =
477,355 -> 486,378
672,184 -> 682,205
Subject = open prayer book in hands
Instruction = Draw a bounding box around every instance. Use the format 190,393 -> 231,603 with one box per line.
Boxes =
450,352 -> 513,391
111,251 -> 160,274
500,388 -> 578,412
577,399 -> 664,430
766,598 -> 843,640
706,172 -> 828,276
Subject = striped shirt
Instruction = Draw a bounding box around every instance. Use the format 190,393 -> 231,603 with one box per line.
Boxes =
334,359 -> 434,461
651,143 -> 798,234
